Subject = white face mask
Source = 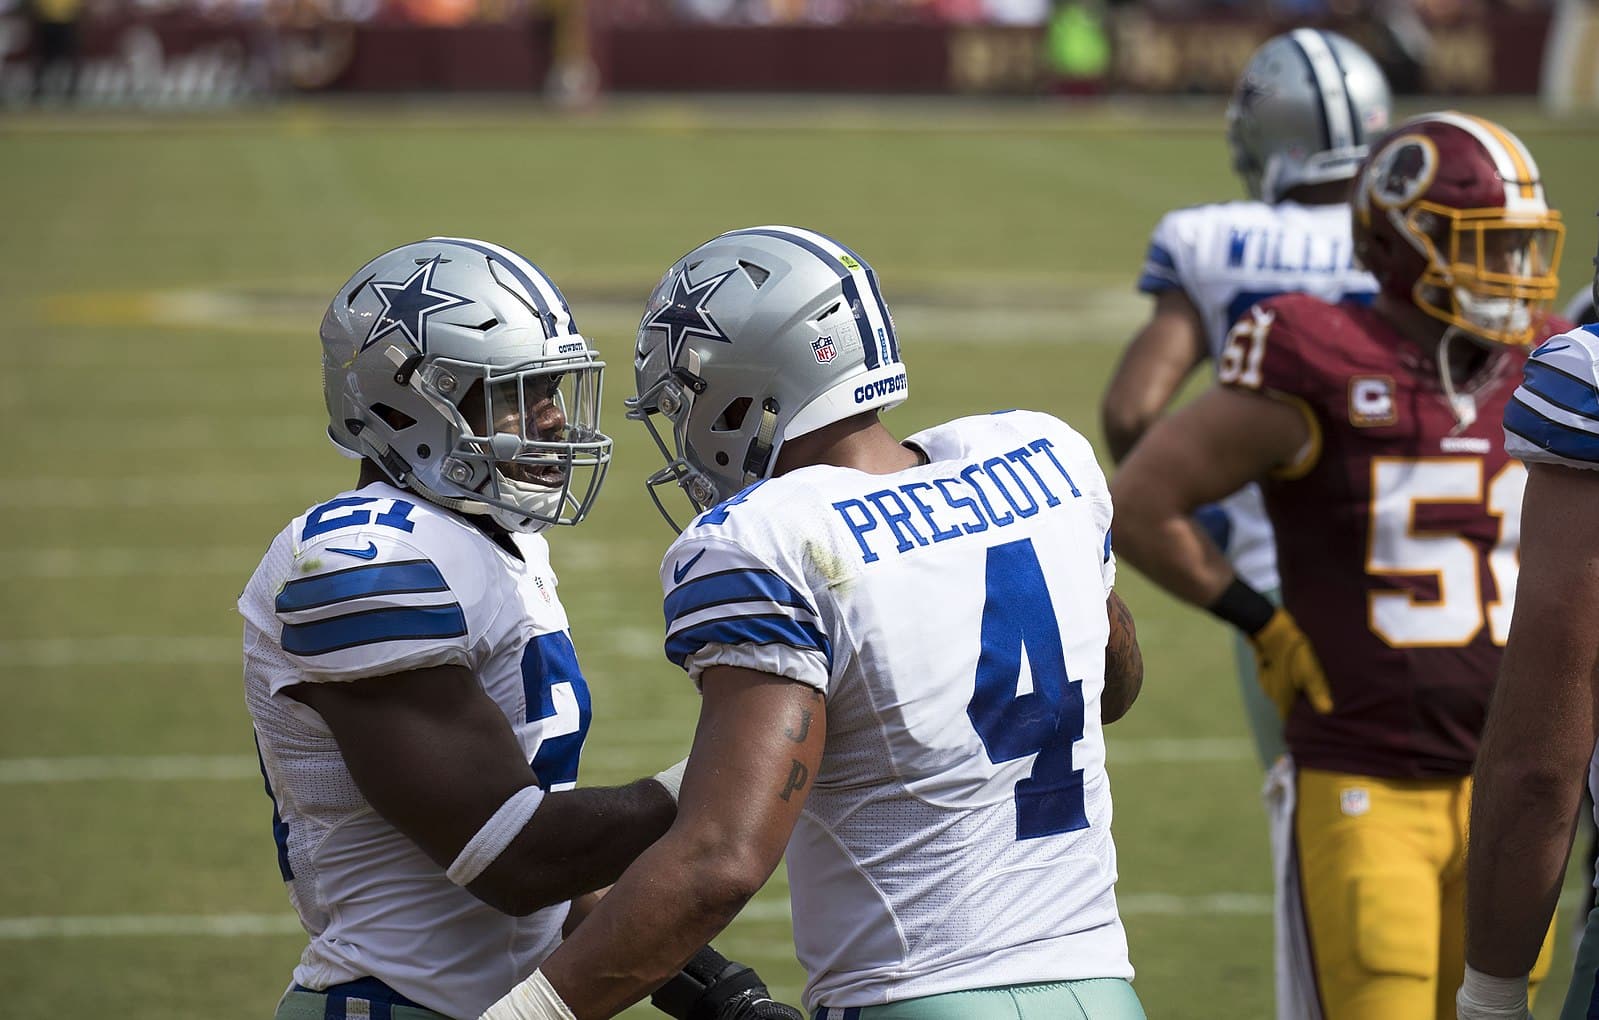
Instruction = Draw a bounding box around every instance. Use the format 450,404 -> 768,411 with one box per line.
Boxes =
1454,286 -> 1532,339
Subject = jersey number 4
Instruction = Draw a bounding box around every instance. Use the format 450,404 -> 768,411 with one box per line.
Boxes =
1368,457 -> 1523,647
968,538 -> 1089,841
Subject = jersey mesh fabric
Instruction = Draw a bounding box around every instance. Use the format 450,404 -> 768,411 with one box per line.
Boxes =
239,487 -> 576,1018
662,412 -> 1130,1009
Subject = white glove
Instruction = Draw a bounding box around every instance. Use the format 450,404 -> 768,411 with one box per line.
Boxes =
653,756 -> 690,802
1456,965 -> 1532,1020
480,969 -> 575,1020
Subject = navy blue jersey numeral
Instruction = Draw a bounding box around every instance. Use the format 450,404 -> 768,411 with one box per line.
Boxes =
696,480 -> 769,528
302,497 -> 418,541
520,632 -> 592,790
967,538 -> 1088,840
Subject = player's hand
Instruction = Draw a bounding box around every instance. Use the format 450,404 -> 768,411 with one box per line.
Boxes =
1249,608 -> 1333,719
650,945 -> 802,1020
714,993 -> 804,1020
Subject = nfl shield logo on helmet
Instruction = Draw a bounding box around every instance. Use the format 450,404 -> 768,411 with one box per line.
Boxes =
812,334 -> 837,364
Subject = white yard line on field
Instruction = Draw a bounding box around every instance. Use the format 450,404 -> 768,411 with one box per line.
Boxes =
4,890 -> 1583,938
0,547 -> 264,578
0,738 -> 1252,785
0,636 -> 238,667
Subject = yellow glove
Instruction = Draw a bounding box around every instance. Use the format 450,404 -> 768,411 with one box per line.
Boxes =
1248,608 -> 1333,719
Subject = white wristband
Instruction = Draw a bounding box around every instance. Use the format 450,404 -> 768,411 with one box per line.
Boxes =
480,968 -> 576,1020
1457,963 -> 1531,1019
652,756 -> 690,803
447,785 -> 546,886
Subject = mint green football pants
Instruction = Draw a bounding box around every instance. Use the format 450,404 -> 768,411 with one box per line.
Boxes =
813,978 -> 1146,1019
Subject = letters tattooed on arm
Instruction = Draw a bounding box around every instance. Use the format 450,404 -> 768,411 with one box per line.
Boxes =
778,688 -> 822,802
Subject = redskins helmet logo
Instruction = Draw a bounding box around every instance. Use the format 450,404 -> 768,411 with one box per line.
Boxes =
1366,135 -> 1439,211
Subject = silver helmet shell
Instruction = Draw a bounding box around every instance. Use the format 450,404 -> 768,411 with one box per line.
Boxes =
1227,28 -> 1392,204
320,237 -> 611,534
627,225 -> 906,529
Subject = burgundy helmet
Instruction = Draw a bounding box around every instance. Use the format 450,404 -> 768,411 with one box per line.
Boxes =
1352,111 -> 1564,346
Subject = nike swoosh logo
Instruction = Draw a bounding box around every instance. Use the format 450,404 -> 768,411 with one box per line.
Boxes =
1534,342 -> 1571,357
673,549 -> 707,584
327,542 -> 379,560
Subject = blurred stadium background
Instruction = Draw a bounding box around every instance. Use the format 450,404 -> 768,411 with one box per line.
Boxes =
5,0 -> 1599,1017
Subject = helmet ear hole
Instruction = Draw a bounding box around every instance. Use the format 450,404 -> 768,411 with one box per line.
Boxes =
371,403 -> 417,431
712,397 -> 753,433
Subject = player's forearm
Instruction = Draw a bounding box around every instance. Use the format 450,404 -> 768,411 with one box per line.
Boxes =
542,835 -> 759,1017
1112,506 -> 1234,608
1466,640 -> 1597,974
1466,737 -> 1584,976
472,779 -> 676,916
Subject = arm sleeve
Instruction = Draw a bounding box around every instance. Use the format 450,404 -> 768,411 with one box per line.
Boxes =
1505,328 -> 1599,472
660,536 -> 832,693
271,537 -> 479,689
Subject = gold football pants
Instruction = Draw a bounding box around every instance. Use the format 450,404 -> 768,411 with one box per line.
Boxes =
1293,768 -> 1555,1020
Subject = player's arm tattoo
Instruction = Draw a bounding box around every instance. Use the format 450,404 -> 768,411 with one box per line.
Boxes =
778,688 -> 823,802
784,707 -> 812,743
1103,591 -> 1144,724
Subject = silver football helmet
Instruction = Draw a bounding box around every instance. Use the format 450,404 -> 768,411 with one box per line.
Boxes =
627,225 -> 907,530
320,237 -> 611,534
1227,29 -> 1392,204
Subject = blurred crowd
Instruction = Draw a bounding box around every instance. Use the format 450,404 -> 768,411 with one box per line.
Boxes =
0,0 -> 1567,27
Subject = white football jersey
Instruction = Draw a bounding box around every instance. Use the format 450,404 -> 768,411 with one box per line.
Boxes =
659,411 -> 1129,1010
1139,199 -> 1378,591
238,482 -> 590,1018
1503,325 -> 1599,839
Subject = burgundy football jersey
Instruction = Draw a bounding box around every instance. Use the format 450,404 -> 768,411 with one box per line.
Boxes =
1220,294 -> 1568,778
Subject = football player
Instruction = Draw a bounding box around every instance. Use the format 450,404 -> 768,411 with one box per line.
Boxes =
1460,226 -> 1599,1020
240,239 -> 791,1020
1102,28 -> 1389,770
481,225 -> 1146,1020
1111,113 -> 1568,1020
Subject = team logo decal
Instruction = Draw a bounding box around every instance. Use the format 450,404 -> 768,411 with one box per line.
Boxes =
1348,375 -> 1397,427
644,267 -> 738,366
812,334 -> 837,364
1366,135 -> 1438,210
364,256 -> 472,354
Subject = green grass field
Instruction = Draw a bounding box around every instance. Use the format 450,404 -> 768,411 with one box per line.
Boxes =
4,96 -> 1597,1019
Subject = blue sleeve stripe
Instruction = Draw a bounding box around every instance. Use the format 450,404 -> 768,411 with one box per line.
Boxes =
1522,359 -> 1599,421
276,560 -> 448,613
1103,529 -> 1113,563
1137,270 -> 1181,294
665,614 -> 832,670
282,604 -> 467,657
1505,396 -> 1599,464
663,568 -> 816,626
1144,243 -> 1177,270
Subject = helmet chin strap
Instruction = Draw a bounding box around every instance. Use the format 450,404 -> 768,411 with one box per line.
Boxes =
740,398 -> 782,488
1436,326 -> 1478,433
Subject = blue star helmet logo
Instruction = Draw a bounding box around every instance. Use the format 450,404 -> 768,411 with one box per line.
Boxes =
1235,74 -> 1269,112
363,257 -> 473,354
644,267 -> 738,365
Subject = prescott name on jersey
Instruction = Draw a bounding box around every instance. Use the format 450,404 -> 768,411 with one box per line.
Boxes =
658,411 -> 1130,1010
